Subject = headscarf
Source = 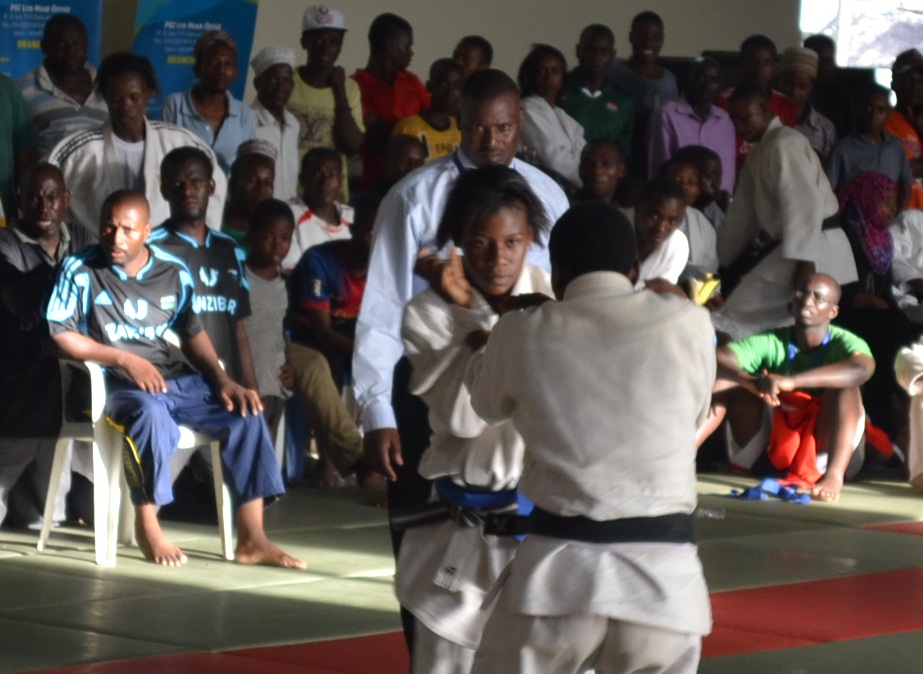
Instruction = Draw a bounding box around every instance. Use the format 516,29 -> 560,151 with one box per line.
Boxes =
837,171 -> 896,274
250,46 -> 296,78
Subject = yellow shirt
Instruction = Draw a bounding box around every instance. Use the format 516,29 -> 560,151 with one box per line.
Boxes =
393,114 -> 461,162
287,73 -> 364,200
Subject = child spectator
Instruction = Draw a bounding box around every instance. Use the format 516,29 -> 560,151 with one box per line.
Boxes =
633,178 -> 689,289
222,140 -> 277,250
161,30 -> 255,176
397,165 -> 551,673
672,144 -> 728,229
662,157 -> 718,273
835,172 -> 921,438
249,46 -> 300,202
288,193 -> 378,484
290,192 -> 377,385
453,35 -> 492,80
572,138 -> 625,207
243,199 -> 295,437
352,13 -> 430,191
393,59 -> 463,162
827,84 -> 914,210
382,135 -> 426,185
284,147 -> 353,270
362,134 -> 426,200
776,47 -> 836,161
559,24 -> 633,157
518,44 -> 586,193
288,5 -> 364,202
647,56 -> 735,193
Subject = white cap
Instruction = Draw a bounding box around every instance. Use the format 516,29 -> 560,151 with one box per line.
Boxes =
302,5 -> 346,32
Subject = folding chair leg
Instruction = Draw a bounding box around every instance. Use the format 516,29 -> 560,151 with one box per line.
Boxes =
209,441 -> 235,560
117,473 -> 135,548
92,427 -> 122,567
36,438 -> 73,552
106,431 -> 123,566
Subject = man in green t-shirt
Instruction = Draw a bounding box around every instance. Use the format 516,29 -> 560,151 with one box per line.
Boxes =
697,274 -> 875,502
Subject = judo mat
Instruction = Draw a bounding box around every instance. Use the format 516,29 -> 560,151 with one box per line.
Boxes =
1,474 -> 922,674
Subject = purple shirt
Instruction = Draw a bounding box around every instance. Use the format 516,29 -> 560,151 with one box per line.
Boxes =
647,95 -> 736,192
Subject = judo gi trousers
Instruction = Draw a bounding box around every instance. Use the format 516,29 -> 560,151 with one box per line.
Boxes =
105,374 -> 285,507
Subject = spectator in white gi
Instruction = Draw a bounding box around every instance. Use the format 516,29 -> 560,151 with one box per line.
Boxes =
49,52 -> 227,234
518,44 -> 586,193
713,84 -> 856,340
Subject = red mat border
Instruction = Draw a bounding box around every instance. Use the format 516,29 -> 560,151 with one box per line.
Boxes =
21,568 -> 923,672
861,521 -> 923,536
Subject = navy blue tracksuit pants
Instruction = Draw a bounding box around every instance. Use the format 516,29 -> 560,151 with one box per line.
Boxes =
106,374 -> 284,507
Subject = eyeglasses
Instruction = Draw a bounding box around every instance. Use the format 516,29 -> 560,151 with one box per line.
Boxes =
793,289 -> 831,306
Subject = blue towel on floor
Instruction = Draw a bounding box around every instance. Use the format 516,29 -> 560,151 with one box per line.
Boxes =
730,478 -> 812,505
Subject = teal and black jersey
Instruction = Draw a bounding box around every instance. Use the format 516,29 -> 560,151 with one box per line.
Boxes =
148,225 -> 250,382
45,244 -> 202,380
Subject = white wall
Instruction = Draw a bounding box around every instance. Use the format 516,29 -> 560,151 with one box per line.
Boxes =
103,0 -> 802,100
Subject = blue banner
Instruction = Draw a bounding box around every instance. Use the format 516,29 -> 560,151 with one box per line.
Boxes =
131,0 -> 260,117
0,0 -> 102,79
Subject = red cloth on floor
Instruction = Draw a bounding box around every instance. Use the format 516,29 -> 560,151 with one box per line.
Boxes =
864,420 -> 893,458
767,391 -> 823,488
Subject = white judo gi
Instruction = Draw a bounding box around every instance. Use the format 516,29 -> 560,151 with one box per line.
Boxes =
397,264 -> 552,674
467,272 -> 714,674
714,117 -> 856,340
48,118 -> 228,233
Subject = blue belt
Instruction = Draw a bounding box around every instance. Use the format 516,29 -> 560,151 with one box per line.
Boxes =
434,477 -> 533,537
435,477 -> 515,508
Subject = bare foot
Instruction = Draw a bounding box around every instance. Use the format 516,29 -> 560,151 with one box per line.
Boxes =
135,506 -> 188,566
811,474 -> 843,502
235,535 -> 306,570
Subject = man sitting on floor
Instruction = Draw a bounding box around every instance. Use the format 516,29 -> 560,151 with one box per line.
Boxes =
45,189 -> 305,569
696,274 -> 875,502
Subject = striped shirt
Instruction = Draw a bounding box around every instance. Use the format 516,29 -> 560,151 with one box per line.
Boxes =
17,63 -> 108,159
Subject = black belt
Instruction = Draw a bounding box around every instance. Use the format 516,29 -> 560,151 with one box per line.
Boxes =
526,508 -> 696,544
821,213 -> 841,231
389,501 -> 527,537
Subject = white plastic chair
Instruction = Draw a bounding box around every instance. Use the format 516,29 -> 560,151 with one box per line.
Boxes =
37,360 -> 233,566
